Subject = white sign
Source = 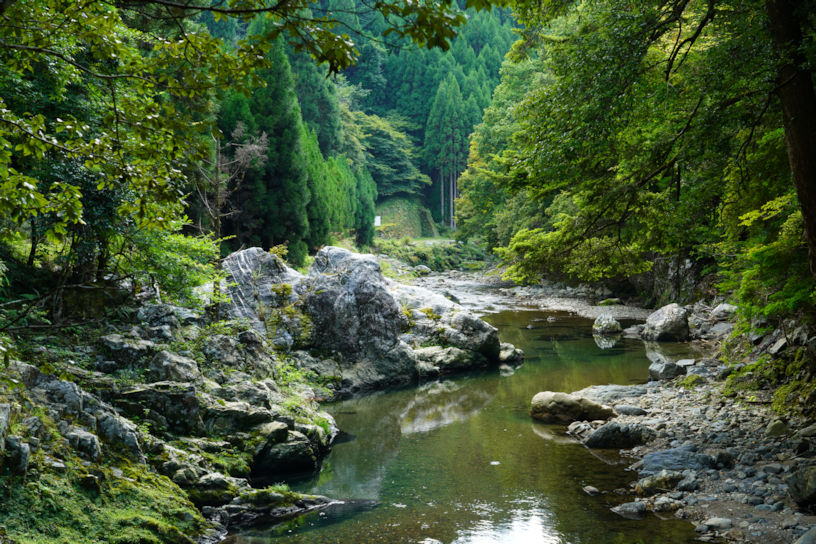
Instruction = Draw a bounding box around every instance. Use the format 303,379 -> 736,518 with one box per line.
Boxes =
374,215 -> 381,227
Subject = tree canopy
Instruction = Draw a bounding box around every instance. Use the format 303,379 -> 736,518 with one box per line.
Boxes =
456,0 -> 816,320
0,0 -> 503,299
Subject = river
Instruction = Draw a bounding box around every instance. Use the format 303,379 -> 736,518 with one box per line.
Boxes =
227,304 -> 706,543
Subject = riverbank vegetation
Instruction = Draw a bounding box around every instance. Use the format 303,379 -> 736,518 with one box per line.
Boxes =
454,0 -> 816,412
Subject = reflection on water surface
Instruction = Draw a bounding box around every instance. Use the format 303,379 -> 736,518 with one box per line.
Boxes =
228,310 -> 703,544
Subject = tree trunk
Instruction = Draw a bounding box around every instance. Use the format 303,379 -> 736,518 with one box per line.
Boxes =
766,0 -> 816,274
214,137 -> 223,241
449,170 -> 454,230
439,167 -> 444,221
451,171 -> 459,230
27,217 -> 38,267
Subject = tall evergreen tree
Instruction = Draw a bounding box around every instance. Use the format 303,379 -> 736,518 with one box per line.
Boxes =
227,34 -> 310,265
286,47 -> 344,157
424,75 -> 469,227
354,167 -> 378,246
301,125 -> 332,251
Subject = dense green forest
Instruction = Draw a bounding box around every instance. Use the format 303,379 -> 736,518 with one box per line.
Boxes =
1,0 -> 816,389
0,0 -> 514,284
457,0 -> 816,326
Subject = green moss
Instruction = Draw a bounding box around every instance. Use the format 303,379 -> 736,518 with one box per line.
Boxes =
678,374 -> 706,389
270,283 -> 293,301
262,291 -> 313,350
313,416 -> 331,437
199,449 -> 251,478
400,306 -> 415,329
772,379 -> 816,417
721,345 -> 816,417
240,484 -> 298,507
419,307 -> 441,321
0,460 -> 203,544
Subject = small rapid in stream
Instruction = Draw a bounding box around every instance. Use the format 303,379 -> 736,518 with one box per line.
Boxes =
227,282 -> 708,544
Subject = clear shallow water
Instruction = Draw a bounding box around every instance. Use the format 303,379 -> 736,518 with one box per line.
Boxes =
228,310 -> 703,544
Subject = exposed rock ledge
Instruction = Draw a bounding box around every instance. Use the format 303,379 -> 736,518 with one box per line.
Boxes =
220,246 -> 522,396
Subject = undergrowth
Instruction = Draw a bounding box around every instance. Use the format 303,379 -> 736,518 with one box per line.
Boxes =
374,238 -> 487,271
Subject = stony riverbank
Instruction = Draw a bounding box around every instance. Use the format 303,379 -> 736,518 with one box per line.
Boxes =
570,377 -> 816,544
411,268 -> 815,542
413,268 -> 652,320
0,248 -> 522,543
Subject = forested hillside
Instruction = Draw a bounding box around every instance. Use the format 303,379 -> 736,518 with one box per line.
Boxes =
458,0 -> 816,323
336,2 -> 515,226
199,0 -> 515,258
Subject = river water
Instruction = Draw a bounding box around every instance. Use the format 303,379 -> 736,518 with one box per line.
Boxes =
229,309 -> 704,544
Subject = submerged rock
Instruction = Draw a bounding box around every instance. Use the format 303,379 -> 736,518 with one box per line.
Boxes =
222,491 -> 339,531
610,501 -> 647,519
530,391 -> 615,424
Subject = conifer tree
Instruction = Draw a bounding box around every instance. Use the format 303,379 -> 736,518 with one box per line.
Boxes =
229,34 -> 310,264
287,48 -> 344,157
425,75 -> 469,227
301,125 -> 332,251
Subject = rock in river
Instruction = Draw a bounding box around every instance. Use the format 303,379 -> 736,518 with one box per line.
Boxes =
530,391 -> 615,424
641,303 -> 689,341
592,314 -> 621,335
610,501 -> 647,519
